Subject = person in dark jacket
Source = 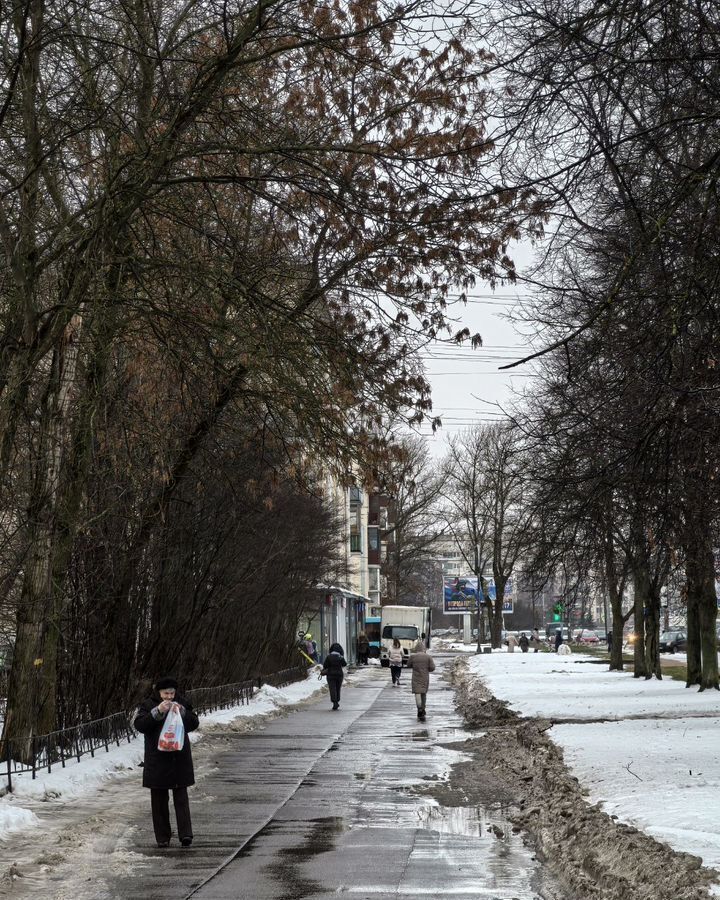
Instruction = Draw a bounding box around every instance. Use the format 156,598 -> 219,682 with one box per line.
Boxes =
519,633 -> 529,653
134,676 -> 200,848
321,643 -> 347,709
357,632 -> 370,665
554,629 -> 563,652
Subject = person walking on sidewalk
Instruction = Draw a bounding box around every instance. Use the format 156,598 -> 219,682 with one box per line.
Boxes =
407,641 -> 435,721
134,677 -> 199,848
388,638 -> 403,686
357,631 -> 370,665
321,642 -> 347,709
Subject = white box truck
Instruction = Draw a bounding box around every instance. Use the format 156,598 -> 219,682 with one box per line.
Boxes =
380,605 -> 431,667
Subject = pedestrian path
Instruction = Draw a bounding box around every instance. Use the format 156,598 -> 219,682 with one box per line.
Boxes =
182,660 -> 554,900
3,657 -> 558,899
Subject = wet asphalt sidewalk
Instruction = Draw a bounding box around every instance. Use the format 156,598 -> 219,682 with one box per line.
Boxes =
3,655 -> 556,899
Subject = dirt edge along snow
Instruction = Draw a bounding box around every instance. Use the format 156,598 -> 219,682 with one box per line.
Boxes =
445,658 -> 719,900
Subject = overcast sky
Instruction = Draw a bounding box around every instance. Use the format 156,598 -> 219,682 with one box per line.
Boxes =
412,239 -> 543,457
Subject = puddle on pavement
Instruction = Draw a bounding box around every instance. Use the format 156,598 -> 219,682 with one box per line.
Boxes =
433,726 -> 479,742
417,803 -> 485,836
406,725 -> 483,745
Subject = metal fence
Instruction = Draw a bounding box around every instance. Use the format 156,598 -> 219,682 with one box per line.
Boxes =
1,665 -> 310,794
259,665 -> 309,690
2,711 -> 136,794
185,679 -> 255,715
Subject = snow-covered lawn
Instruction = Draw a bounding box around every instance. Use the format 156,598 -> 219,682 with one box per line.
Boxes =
0,672 -> 328,842
468,650 -> 720,879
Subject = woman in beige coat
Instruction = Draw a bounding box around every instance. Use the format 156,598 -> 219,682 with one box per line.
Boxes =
407,641 -> 435,720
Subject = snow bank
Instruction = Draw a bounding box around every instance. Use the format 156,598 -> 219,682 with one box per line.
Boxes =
0,801 -> 40,836
0,670 -> 327,842
468,651 -> 720,877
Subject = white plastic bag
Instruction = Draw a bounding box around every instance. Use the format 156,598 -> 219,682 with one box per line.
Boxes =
158,704 -> 185,751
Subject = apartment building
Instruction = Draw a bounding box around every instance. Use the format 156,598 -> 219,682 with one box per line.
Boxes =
306,476 -> 394,662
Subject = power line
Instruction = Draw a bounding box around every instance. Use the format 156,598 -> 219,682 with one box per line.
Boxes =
427,371 -> 534,377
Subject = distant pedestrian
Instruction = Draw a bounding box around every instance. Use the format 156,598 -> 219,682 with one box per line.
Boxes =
304,633 -> 318,662
554,629 -> 563,652
407,641 -> 435,721
134,677 -> 199,848
357,631 -> 370,665
531,629 -> 541,653
519,633 -> 529,653
507,633 -> 518,653
321,643 -> 347,709
388,638 -> 403,686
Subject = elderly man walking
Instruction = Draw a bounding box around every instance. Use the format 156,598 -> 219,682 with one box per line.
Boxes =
407,641 -> 435,721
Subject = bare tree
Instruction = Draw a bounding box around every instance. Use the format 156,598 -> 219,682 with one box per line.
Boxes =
442,423 -> 534,648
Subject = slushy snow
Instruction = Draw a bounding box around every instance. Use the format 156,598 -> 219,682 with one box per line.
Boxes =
468,650 -> 720,880
0,670 -> 327,842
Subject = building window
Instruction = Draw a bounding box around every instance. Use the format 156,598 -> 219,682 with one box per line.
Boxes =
369,568 -> 380,592
368,526 -> 380,552
349,485 -> 362,504
350,532 -> 361,553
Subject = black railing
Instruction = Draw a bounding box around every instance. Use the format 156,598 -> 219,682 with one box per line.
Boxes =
186,679 -> 255,715
1,666 -> 310,794
259,665 -> 309,689
2,711 -> 135,793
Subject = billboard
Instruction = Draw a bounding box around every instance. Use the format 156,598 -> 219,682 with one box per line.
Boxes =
442,575 -> 513,614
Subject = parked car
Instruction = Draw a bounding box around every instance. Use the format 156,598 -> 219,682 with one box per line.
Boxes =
659,630 -> 687,653
576,629 -> 600,644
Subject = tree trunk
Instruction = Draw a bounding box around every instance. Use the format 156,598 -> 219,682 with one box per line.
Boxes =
684,512 -> 719,690
491,578 -> 506,649
603,520 -> 624,671
643,583 -> 662,680
2,315 -> 83,761
476,573 -> 488,652
685,574 -> 702,687
632,563 -> 648,678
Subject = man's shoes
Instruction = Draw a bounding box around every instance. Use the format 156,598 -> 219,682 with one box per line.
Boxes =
157,841 -> 170,848
332,702 -> 339,709
180,837 -> 193,847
